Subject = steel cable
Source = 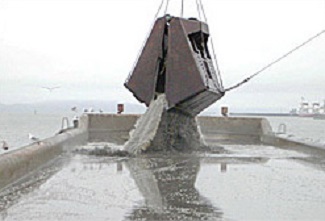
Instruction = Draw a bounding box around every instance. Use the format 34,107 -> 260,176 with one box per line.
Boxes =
125,0 -> 166,83
225,28 -> 325,92
198,0 -> 224,89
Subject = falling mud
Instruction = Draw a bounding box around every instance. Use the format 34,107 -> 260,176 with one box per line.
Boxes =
124,94 -> 211,155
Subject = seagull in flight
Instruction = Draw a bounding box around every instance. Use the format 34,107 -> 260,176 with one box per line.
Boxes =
42,86 -> 60,92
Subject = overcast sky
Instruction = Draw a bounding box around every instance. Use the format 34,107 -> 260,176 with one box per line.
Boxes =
0,0 -> 324,113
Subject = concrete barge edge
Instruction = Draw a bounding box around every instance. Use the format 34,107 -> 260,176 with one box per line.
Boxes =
0,129 -> 88,191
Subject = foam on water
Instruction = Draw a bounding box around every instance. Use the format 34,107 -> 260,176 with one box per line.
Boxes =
74,142 -> 129,157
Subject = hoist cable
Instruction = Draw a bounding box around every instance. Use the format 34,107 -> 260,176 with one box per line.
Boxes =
164,0 -> 170,15
211,39 -> 224,90
181,0 -> 184,17
196,0 -> 202,20
198,0 -> 207,22
126,0 -> 166,82
224,28 -> 325,92
198,0 -> 224,89
154,0 -> 166,19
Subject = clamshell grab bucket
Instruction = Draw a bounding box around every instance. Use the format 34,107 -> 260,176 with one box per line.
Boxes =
125,15 -> 224,116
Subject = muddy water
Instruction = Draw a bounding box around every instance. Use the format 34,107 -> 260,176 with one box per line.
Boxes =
1,144 -> 325,221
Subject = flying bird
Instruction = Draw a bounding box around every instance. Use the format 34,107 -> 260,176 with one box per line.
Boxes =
28,133 -> 41,144
42,86 -> 60,92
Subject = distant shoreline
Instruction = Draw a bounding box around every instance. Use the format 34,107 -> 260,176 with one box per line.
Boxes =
230,113 -> 295,117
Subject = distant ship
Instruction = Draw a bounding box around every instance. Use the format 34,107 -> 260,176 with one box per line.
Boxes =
290,98 -> 325,119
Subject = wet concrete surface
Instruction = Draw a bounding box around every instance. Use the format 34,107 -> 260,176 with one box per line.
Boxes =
1,144 -> 325,220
